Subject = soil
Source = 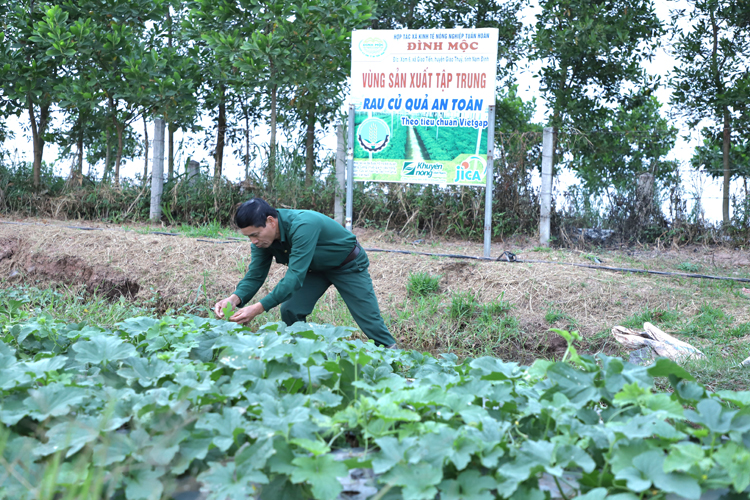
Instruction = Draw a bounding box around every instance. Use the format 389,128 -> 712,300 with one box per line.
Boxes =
2,216 -> 749,360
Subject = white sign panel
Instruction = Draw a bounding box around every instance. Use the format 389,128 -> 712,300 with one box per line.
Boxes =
350,28 -> 499,186
351,28 -> 499,114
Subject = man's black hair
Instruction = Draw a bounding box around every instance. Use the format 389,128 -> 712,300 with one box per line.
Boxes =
235,198 -> 278,228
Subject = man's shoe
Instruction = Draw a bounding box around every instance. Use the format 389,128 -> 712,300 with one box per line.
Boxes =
386,343 -> 398,349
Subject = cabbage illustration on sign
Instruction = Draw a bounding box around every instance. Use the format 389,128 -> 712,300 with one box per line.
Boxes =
357,117 -> 390,153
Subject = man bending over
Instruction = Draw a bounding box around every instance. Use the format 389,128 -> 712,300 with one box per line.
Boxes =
214,198 -> 397,348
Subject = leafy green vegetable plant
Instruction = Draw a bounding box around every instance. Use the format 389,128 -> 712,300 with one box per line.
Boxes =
1,302 -> 750,500
221,302 -> 236,321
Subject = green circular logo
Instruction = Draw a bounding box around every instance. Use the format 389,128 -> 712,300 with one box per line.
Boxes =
357,117 -> 390,153
359,37 -> 387,57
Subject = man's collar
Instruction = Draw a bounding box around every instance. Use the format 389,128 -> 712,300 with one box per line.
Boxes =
277,210 -> 288,244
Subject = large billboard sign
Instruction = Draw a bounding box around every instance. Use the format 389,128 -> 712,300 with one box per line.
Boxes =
350,28 -> 499,186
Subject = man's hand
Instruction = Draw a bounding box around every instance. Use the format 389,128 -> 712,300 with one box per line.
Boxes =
214,295 -> 241,319
229,302 -> 265,324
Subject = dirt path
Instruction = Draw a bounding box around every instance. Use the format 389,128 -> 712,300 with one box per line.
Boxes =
2,216 -> 749,361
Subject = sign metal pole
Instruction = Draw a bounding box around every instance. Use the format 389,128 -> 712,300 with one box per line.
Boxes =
540,127 -> 553,246
346,105 -> 355,231
483,105 -> 496,258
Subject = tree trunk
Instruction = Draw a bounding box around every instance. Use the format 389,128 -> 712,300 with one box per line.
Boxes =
114,121 -> 124,188
305,104 -> 316,187
104,130 -> 112,182
143,116 -> 149,183
722,107 -> 731,224
76,125 -> 84,175
244,106 -> 250,180
107,96 -> 123,187
70,116 -> 83,180
28,100 -> 49,189
214,85 -> 226,186
268,74 -> 277,188
168,124 -> 175,180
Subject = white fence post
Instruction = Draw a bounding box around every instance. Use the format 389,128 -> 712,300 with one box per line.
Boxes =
334,123 -> 345,226
539,127 -> 553,246
187,160 -> 199,185
150,117 -> 166,221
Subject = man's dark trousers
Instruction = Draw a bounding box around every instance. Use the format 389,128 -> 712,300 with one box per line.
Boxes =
279,249 -> 396,347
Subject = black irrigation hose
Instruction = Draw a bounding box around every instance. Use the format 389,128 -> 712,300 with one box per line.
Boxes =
4,220 -> 750,284
364,247 -> 750,284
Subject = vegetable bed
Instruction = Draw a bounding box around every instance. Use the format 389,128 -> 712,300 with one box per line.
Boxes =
1,311 -> 749,499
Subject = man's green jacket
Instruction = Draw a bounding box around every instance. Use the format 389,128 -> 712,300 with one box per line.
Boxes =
233,209 -> 357,311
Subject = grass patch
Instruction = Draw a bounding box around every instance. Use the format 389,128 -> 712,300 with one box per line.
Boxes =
172,221 -> 234,239
532,246 -> 553,253
679,304 -> 733,339
621,307 -> 681,330
0,284 -> 157,327
449,291 -> 478,322
406,272 -> 441,297
676,262 -> 702,273
544,307 -> 578,330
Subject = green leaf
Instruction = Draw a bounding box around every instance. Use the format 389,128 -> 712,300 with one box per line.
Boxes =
236,438 -> 275,478
21,356 -> 67,378
664,443 -> 706,473
290,438 -> 330,456
382,462 -> 443,500
195,408 -> 246,451
684,398 -> 736,434
171,432 -> 212,475
197,462 -> 259,499
117,357 -> 175,387
615,466 -> 651,492
0,394 -> 29,425
717,390 -> 750,408
372,436 -> 419,474
714,442 -> 750,493
34,417 -> 99,457
24,384 -> 87,421
625,450 -> 701,500
93,433 -> 136,467
259,475 -> 306,500
647,358 -> 695,382
290,455 -> 348,500
376,402 -> 421,422
438,469 -> 497,500
469,357 -> 522,380
576,488 -> 608,500
125,467 -> 164,500
72,336 -> 136,364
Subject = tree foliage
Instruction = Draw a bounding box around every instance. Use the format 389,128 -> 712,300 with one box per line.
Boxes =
670,0 -> 750,223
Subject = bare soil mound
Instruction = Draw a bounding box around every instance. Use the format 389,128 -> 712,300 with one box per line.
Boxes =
1,234 -> 139,298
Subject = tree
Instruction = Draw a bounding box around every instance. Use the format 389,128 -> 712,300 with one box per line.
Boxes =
282,0 -> 374,186
182,0 -> 258,188
670,0 -> 750,224
531,0 -> 663,166
34,0 -> 198,185
566,94 -> 678,194
1,2 -> 69,188
371,0 -> 527,85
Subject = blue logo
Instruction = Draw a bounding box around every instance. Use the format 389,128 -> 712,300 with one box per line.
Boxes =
357,117 -> 390,153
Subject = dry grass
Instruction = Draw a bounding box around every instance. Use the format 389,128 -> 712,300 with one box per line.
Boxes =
1,217 -> 749,365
